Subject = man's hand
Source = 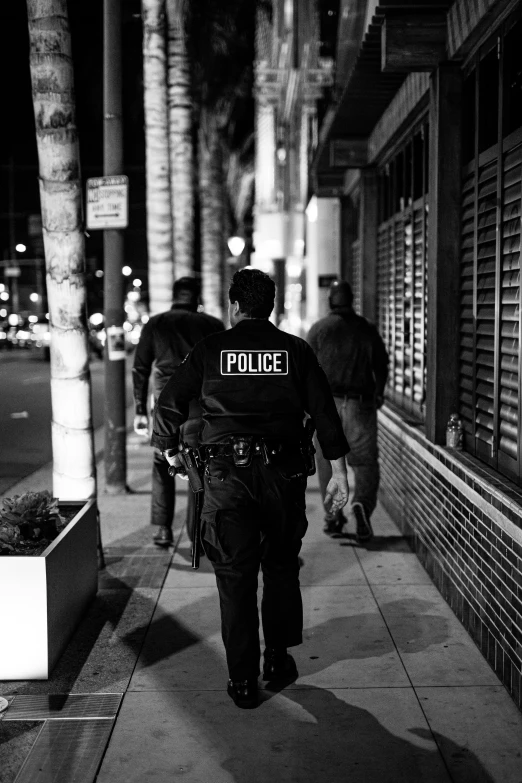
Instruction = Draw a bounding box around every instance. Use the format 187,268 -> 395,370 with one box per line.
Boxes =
134,414 -> 149,437
163,449 -> 189,480
324,456 -> 349,515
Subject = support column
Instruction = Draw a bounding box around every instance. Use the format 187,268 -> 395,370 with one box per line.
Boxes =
426,63 -> 463,444
359,168 -> 378,323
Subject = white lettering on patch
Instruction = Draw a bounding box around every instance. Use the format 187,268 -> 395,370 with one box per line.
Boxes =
221,350 -> 288,376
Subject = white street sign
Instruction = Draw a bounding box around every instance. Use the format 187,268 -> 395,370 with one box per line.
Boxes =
86,175 -> 129,230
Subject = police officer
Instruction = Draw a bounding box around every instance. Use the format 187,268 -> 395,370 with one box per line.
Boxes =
151,268 -> 349,709
132,276 -> 224,547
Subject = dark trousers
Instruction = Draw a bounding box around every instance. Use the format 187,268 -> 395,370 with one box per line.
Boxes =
201,455 -> 308,681
150,418 -> 199,530
315,396 -> 379,517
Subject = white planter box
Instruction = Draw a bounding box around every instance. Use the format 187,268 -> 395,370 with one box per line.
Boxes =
0,499 -> 98,680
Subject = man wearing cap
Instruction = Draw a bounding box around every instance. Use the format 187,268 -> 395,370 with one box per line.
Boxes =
132,277 -> 225,547
306,280 -> 389,542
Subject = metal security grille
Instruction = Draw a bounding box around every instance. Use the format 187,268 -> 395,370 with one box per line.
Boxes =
459,148 -> 522,476
376,204 -> 428,417
458,9 -> 522,481
376,117 -> 429,420
351,238 -> 361,314
499,143 -> 521,465
459,170 -> 475,443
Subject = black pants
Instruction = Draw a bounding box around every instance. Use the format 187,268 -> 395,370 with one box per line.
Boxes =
201,454 -> 308,681
150,419 -> 199,530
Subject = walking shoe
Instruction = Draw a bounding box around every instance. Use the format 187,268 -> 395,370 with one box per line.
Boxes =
227,679 -> 259,709
152,525 -> 173,548
323,510 -> 346,536
352,502 -> 373,543
263,648 -> 298,682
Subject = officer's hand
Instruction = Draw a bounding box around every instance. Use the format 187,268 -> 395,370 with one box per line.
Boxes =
134,414 -> 149,437
324,466 -> 349,515
163,451 -> 189,480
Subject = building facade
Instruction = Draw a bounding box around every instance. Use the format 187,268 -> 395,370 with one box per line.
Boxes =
255,0 -> 522,711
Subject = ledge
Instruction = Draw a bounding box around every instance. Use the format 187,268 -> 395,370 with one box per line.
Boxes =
379,404 -> 522,545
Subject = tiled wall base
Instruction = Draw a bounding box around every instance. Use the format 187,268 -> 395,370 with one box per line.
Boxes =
378,408 -> 522,711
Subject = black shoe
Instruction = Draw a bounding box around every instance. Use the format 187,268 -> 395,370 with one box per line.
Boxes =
263,648 -> 298,682
152,525 -> 173,548
353,503 -> 373,543
227,679 -> 258,709
323,511 -> 346,536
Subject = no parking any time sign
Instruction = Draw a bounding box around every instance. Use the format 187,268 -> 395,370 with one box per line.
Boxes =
86,175 -> 129,230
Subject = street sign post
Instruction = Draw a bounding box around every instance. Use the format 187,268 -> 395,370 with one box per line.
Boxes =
86,175 -> 129,230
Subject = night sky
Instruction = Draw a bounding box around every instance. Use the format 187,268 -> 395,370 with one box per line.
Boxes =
0,0 -> 146,311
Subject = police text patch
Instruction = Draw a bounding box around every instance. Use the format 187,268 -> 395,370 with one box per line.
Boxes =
221,350 -> 288,376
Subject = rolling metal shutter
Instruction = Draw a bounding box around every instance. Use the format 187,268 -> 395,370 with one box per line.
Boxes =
459,168 -> 476,443
474,156 -> 498,460
498,142 -> 521,469
351,238 -> 362,314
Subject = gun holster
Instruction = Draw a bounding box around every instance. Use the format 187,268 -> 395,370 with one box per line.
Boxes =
232,436 -> 254,468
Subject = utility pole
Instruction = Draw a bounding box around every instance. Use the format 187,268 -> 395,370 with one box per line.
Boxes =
103,0 -> 127,493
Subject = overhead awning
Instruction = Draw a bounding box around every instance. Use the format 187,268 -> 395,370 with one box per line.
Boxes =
312,0 -> 453,195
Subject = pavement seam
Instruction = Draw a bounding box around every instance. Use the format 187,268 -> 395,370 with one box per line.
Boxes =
352,538 -> 458,783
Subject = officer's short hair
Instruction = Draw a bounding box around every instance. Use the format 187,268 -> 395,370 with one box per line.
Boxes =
173,276 -> 201,301
229,268 -> 275,318
329,280 -> 353,309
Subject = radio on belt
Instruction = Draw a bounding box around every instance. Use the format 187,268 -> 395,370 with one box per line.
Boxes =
221,350 -> 288,375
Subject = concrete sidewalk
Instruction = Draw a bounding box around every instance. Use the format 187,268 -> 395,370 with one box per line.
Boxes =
2,429 -> 522,782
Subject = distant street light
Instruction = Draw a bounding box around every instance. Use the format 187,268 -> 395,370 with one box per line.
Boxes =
132,278 -> 142,287
227,236 -> 245,258
15,243 -> 27,253
95,269 -> 104,278
122,266 -> 132,276
30,293 -> 39,302
0,292 -> 9,301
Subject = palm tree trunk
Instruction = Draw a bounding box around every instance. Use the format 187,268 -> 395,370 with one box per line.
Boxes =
166,0 -> 195,277
27,0 -> 96,500
199,119 -> 224,318
142,0 -> 174,315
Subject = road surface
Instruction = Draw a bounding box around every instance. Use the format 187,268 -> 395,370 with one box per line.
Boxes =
0,350 -> 135,494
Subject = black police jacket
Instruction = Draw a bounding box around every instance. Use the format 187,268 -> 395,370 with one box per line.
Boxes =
151,318 -> 349,461
132,304 -> 225,415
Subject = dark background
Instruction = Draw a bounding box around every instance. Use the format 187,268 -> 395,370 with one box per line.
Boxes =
0,0 -> 146,314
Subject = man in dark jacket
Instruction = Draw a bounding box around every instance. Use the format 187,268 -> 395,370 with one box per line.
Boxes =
152,268 -> 349,708
306,280 -> 389,542
132,277 -> 224,547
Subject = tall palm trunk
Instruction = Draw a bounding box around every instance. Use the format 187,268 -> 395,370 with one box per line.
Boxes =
199,117 -> 224,318
142,0 -> 174,315
166,0 -> 195,277
27,0 -> 96,500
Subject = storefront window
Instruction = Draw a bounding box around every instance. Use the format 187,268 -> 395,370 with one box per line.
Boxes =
459,10 -> 522,483
377,122 -> 429,419
503,17 -> 522,138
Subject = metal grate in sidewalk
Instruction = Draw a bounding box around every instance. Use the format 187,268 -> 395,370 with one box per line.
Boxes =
4,694 -> 122,721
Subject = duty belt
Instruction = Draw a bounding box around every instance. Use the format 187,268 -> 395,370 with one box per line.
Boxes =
203,436 -> 292,468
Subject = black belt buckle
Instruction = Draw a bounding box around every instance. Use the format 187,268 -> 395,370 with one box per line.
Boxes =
232,436 -> 254,467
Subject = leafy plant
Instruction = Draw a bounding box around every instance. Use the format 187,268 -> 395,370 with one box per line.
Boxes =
0,491 -> 66,555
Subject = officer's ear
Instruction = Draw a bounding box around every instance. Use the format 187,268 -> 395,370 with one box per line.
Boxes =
230,300 -> 241,318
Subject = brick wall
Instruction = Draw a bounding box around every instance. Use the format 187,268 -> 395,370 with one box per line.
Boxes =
378,407 -> 522,710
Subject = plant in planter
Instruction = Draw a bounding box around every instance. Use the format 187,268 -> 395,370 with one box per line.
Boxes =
0,491 -> 68,556
0,493 -> 98,680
